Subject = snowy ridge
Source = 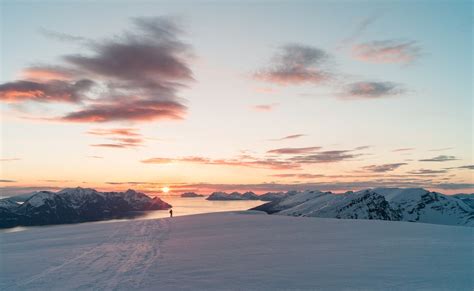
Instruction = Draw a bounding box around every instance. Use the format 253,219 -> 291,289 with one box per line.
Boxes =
0,187 -> 171,228
452,193 -> 474,209
253,188 -> 474,226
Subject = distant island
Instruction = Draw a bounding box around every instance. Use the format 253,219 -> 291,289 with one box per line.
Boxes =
206,191 -> 289,201
0,187 -> 171,228
180,192 -> 205,198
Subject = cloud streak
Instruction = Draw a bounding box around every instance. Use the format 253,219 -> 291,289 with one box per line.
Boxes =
267,146 -> 321,154
141,155 -> 299,170
252,103 -> 279,112
393,148 -> 414,152
419,155 -> 458,162
88,127 -> 145,148
269,134 -> 306,141
352,40 -> 421,64
407,169 -> 448,175
290,150 -> 361,164
362,163 -> 407,173
270,173 -> 324,179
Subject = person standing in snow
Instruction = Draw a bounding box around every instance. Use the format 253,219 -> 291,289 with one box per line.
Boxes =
169,209 -> 173,217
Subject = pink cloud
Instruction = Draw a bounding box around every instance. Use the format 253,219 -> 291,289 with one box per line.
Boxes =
252,103 -> 279,112
352,40 -> 420,64
61,100 -> 186,123
0,80 -> 94,103
267,146 -> 321,154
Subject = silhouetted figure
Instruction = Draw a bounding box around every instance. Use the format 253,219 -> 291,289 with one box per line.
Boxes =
169,209 -> 173,217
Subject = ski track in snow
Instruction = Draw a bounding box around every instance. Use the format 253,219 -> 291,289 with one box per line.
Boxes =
8,218 -> 171,290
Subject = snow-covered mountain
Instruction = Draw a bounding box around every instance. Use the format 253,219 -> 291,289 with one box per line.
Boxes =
207,191 -> 287,201
206,191 -> 251,200
0,187 -> 171,228
258,192 -> 289,201
253,188 -> 473,227
242,191 -> 260,200
452,193 -> 474,209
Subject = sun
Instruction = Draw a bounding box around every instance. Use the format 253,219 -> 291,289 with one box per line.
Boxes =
161,186 -> 170,193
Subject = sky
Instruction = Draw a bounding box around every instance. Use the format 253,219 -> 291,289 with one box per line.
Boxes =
0,0 -> 472,196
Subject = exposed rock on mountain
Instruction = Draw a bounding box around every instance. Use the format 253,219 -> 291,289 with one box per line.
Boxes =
252,188 -> 473,227
0,187 -> 171,228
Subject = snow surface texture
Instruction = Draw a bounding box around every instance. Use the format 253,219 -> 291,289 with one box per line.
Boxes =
0,212 -> 472,290
452,193 -> 474,209
254,188 -> 474,227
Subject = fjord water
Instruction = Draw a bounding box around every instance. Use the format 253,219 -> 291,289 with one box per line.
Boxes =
139,196 -> 265,219
1,196 -> 265,233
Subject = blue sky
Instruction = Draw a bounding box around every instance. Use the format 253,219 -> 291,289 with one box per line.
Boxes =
0,0 -> 472,194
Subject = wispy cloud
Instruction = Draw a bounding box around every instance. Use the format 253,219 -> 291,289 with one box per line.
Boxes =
354,145 -> 371,150
419,155 -> 458,162
290,150 -> 361,164
0,158 -> 21,162
0,179 -> 16,183
436,183 -> 474,190
87,128 -> 141,137
340,14 -> 378,46
362,163 -> 407,173
446,165 -> 474,170
91,137 -> 144,149
40,179 -> 73,183
269,134 -> 306,141
254,44 -> 331,85
39,27 -> 87,42
407,169 -> 448,175
342,81 -> 405,99
267,146 -> 321,154
87,127 -> 144,148
141,155 -> 299,170
270,173 -> 324,179
167,181 -> 474,194
392,148 -> 414,152
429,147 -> 452,152
352,40 -> 421,64
252,103 -> 279,112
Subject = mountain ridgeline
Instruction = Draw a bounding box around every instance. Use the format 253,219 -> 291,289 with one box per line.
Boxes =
0,187 -> 171,228
252,188 -> 474,227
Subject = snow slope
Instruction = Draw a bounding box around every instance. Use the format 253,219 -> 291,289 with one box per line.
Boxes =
253,188 -> 474,226
0,212 -> 472,290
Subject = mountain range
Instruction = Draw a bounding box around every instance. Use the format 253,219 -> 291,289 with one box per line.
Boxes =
0,187 -> 171,228
252,188 -> 474,227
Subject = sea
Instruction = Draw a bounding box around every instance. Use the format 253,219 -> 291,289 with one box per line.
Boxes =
0,196 -> 265,233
